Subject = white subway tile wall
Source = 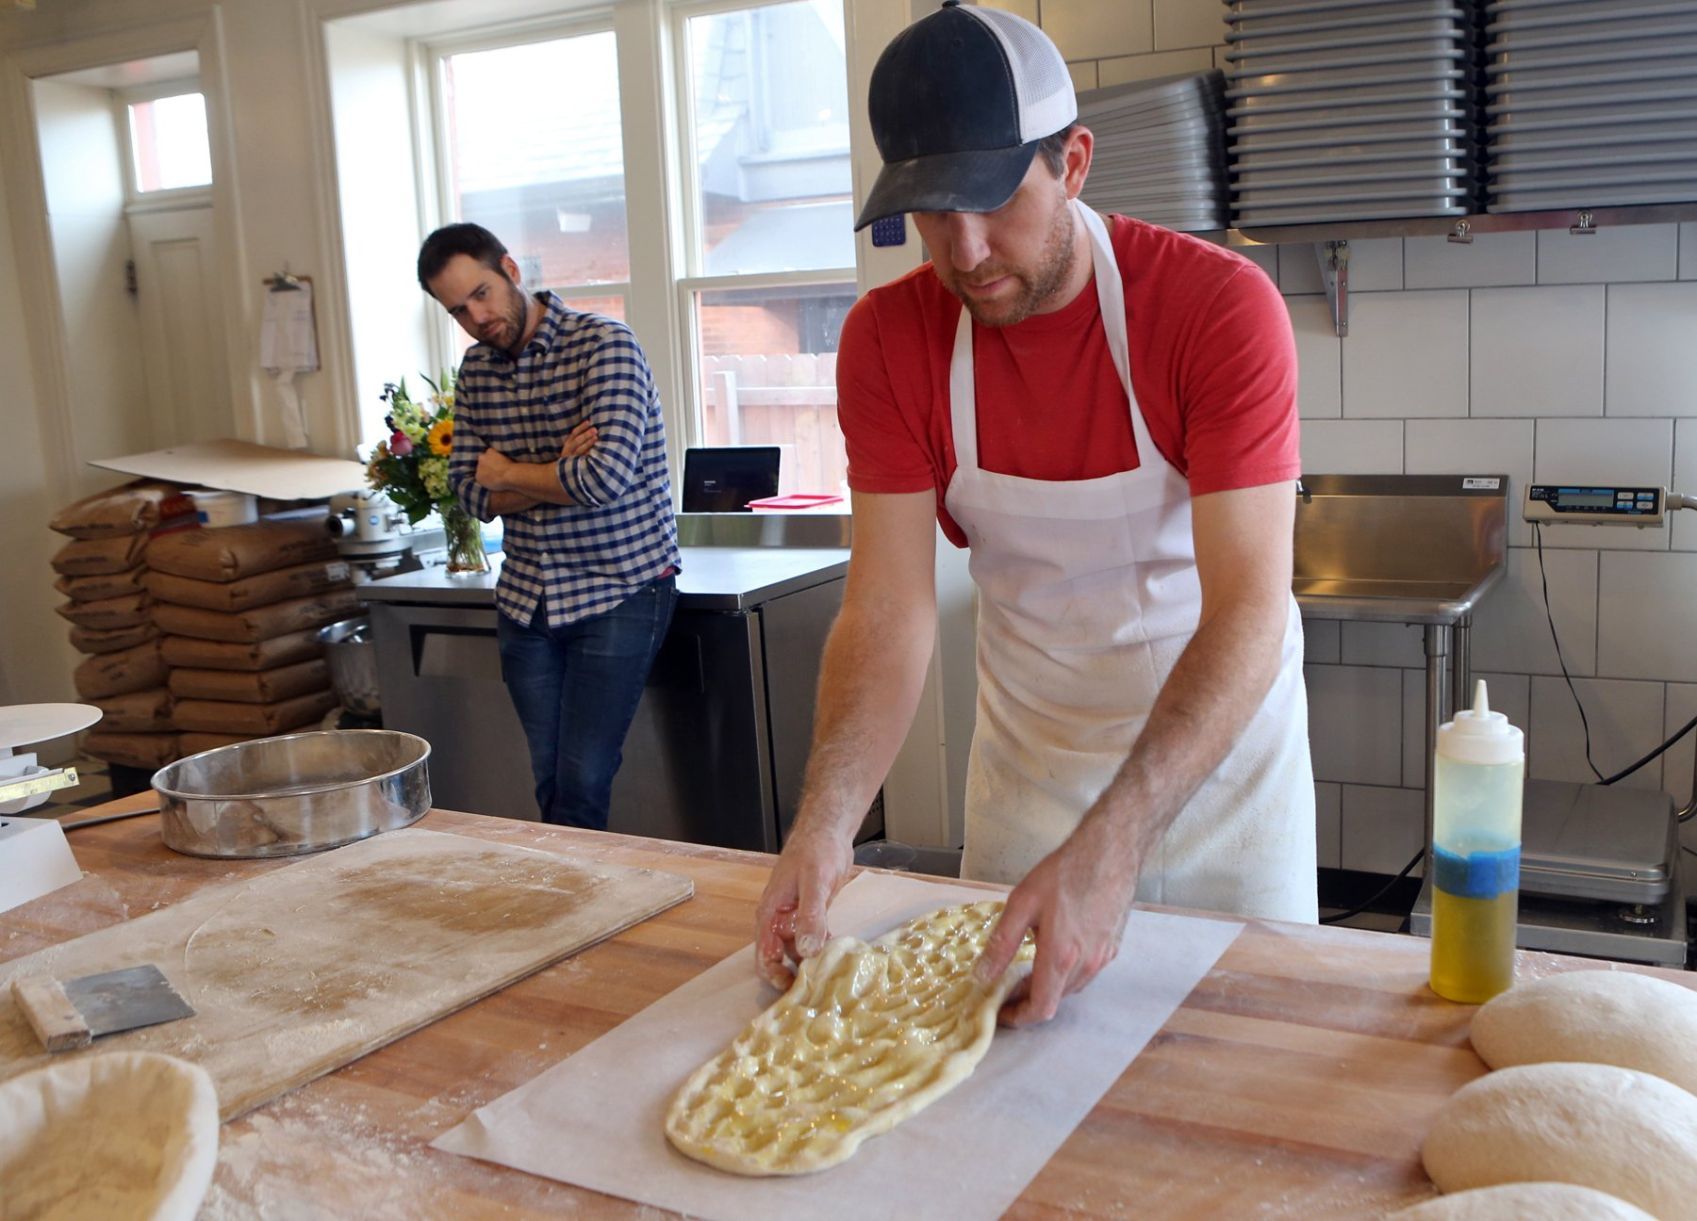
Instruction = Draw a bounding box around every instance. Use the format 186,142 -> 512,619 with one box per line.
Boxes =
1343,291 -> 1468,418
1285,296 -> 1341,420
1061,4 -> 1697,872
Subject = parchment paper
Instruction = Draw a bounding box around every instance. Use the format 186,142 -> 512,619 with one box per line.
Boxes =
432,872 -> 1242,1220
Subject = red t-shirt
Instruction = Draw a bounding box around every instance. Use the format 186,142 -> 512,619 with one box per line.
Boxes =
838,215 -> 1300,547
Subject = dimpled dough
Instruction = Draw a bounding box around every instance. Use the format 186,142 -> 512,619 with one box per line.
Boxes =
0,1051 -> 219,1221
1391,1182 -> 1656,1220
1421,1062 -> 1697,1219
1469,970 -> 1697,1096
665,900 -> 1035,1176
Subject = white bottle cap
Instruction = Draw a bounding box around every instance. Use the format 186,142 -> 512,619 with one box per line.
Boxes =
1437,679 -> 1524,766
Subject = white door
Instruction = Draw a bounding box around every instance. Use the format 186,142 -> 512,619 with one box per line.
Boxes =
127,204 -> 231,445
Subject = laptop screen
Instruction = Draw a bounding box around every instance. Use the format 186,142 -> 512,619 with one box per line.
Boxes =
681,447 -> 781,512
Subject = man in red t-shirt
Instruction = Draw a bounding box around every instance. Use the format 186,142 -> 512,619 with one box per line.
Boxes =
755,2 -> 1316,1025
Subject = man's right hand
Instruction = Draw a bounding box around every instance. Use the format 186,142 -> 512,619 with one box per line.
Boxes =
560,420 -> 598,459
753,823 -> 854,991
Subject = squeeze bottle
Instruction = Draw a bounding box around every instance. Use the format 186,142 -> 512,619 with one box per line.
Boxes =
1429,679 -> 1524,1004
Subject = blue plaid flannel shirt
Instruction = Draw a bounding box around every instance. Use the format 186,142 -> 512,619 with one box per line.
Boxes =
450,293 -> 680,629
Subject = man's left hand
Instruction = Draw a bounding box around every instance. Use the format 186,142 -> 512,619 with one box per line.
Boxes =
973,816 -> 1141,1027
475,447 -> 513,491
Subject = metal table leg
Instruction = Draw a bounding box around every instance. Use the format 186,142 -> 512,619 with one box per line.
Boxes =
1451,615 -> 1472,721
1423,623 -> 1452,873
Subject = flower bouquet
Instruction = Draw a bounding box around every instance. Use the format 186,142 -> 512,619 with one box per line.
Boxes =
365,372 -> 487,573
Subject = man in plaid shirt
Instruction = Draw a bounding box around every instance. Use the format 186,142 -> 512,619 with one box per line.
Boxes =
418,223 -> 680,830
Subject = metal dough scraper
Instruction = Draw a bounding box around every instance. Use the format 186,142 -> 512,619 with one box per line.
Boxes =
11,965 -> 195,1052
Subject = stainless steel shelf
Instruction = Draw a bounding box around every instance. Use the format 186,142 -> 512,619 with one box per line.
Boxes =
1223,201 -> 1697,246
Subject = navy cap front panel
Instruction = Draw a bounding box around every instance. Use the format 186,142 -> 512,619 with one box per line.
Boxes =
869,7 -> 1021,163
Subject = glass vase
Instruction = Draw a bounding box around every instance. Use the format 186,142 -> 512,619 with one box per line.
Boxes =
442,504 -> 489,575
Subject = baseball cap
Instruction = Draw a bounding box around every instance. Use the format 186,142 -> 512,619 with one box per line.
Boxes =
854,0 -> 1077,231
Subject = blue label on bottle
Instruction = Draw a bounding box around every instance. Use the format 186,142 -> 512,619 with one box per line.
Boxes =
1433,844 -> 1520,900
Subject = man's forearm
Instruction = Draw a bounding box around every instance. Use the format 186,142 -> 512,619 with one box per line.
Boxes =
496,460 -> 578,506
487,490 -> 539,514
1084,591 -> 1289,861
791,601 -> 935,844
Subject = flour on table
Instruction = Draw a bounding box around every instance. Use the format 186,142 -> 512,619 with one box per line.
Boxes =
665,900 -> 1033,1176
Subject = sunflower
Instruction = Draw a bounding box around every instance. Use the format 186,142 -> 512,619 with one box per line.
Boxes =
426,416 -> 454,456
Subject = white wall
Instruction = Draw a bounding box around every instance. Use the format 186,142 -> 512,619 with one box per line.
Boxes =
1017,0 -> 1697,869
34,77 -> 153,465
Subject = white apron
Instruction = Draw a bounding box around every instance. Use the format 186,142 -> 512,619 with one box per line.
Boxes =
950,201 -> 1316,923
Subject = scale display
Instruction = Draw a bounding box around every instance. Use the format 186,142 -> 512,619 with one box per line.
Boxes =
1524,485 -> 1664,526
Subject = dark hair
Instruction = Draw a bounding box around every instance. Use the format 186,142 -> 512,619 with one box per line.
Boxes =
417,223 -> 509,293
1034,123 -> 1080,177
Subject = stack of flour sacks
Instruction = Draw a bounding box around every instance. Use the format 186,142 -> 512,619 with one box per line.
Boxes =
143,519 -> 360,757
1394,970 -> 1697,1219
50,481 -> 195,772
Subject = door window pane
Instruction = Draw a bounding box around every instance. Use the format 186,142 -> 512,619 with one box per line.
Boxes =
683,1 -> 852,275
697,284 -> 855,496
127,93 -> 211,192
440,32 -> 629,292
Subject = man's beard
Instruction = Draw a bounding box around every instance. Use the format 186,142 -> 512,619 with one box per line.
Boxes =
484,280 -> 531,353
953,202 -> 1077,328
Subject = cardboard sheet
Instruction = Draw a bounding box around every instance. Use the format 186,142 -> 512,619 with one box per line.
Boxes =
433,872 -> 1242,1220
88,440 -> 366,501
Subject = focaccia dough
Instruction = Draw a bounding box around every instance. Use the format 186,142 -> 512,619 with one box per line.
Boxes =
0,1051 -> 218,1220
665,900 -> 1034,1176
1469,969 -> 1697,1095
1391,1182 -> 1655,1220
1421,1062 -> 1697,1219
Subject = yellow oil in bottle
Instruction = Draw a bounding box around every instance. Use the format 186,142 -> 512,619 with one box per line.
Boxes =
1429,884 -> 1517,1004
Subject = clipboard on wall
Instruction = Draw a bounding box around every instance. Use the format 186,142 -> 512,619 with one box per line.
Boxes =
260,270 -> 319,374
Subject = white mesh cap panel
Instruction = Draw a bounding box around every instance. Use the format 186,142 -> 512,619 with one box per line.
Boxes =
965,6 -> 1078,141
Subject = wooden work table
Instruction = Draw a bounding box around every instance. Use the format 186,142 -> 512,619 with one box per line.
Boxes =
7,794 -> 1685,1218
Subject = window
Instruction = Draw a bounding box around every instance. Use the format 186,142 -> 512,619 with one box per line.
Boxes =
433,26 -> 629,356
677,0 -> 855,496
125,90 -> 211,194
420,0 -> 855,500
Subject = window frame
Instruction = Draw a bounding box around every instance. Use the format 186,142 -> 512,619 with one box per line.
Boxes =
668,0 -> 855,457
410,0 -> 857,480
115,78 -> 213,211
418,11 -> 630,372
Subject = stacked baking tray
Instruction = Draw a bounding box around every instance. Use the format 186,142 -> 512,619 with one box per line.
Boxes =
1224,0 -> 1480,226
1076,72 -> 1229,232
1485,0 -> 1697,212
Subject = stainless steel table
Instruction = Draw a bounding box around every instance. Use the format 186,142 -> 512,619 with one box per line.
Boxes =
1291,474 -> 1509,861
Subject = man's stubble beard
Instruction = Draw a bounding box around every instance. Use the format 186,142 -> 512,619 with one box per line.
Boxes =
957,199 -> 1077,328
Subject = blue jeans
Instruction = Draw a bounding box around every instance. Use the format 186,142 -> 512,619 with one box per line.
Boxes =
496,577 -> 677,830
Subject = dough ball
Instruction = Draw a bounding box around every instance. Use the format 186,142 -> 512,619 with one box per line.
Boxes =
0,1051 -> 218,1221
1471,969 -> 1697,1095
1421,1062 -> 1697,1219
1391,1182 -> 1655,1220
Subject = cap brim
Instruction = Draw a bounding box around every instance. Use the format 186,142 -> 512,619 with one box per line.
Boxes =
853,142 -> 1040,231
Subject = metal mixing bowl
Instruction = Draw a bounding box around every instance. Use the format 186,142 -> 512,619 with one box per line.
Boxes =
152,729 -> 431,858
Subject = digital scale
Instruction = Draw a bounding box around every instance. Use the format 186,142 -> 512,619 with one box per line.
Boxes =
0,703 -> 101,915
1411,483 -> 1695,967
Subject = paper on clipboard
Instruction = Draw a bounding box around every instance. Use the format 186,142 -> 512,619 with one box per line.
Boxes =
260,277 -> 318,448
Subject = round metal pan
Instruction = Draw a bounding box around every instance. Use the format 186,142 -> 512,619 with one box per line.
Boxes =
1226,2 -> 1463,41
1486,33 -> 1697,71
1488,182 -> 1697,211
153,729 -> 432,858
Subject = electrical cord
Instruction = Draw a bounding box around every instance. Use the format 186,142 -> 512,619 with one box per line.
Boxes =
1319,846 -> 1424,926
1533,523 -> 1604,782
1533,522 -> 1697,789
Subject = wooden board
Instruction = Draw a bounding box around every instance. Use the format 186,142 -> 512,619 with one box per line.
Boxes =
0,826 -> 692,1120
8,802 -> 1695,1217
